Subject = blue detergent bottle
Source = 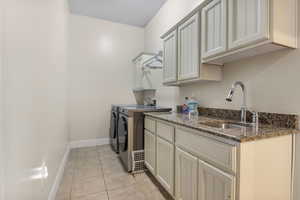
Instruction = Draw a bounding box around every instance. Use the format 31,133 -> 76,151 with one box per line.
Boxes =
187,96 -> 199,119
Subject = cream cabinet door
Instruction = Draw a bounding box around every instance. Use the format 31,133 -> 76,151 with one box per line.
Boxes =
198,160 -> 235,200
144,130 -> 156,175
163,30 -> 177,83
202,0 -> 227,59
228,0 -> 269,50
156,137 -> 174,195
175,147 -> 198,200
178,13 -> 200,81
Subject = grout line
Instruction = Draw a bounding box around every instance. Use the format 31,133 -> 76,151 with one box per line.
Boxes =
96,148 -> 110,200
69,150 -> 76,200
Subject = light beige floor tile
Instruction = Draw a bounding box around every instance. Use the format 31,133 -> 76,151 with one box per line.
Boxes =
99,151 -> 118,160
71,192 -> 108,200
133,173 -> 158,192
64,164 -> 75,178
101,159 -> 126,176
55,192 -> 70,200
133,173 -> 172,200
67,150 -> 77,164
96,145 -> 111,153
57,176 -> 73,195
76,157 -> 100,163
107,184 -> 145,200
108,184 -> 167,200
99,154 -> 119,163
56,180 -> 72,200
101,159 -> 123,168
98,147 -> 115,154
102,160 -> 121,172
102,164 -> 126,176
97,145 -> 118,159
74,162 -> 100,170
71,176 -> 106,199
74,159 -> 100,169
104,172 -> 136,191
76,152 -> 99,160
141,189 -> 169,200
73,166 -> 103,182
77,150 -> 98,159
65,160 -> 76,171
133,172 -> 151,182
70,148 -> 78,153
57,147 -> 168,200
136,181 -> 170,200
77,147 -> 97,152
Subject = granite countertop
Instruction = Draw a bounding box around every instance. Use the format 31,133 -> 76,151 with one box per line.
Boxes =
144,112 -> 299,142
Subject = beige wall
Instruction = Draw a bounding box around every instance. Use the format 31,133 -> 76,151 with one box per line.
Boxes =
68,15 -> 144,141
296,136 -> 300,200
0,0 -> 4,198
144,0 -> 300,199
2,0 -> 69,199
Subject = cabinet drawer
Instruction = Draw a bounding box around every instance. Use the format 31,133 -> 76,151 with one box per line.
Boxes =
157,121 -> 175,143
145,117 -> 156,133
176,127 -> 236,173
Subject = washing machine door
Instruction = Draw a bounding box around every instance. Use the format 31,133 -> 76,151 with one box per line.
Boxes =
110,111 -> 118,139
118,114 -> 128,152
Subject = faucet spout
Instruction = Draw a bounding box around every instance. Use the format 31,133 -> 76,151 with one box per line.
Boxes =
226,81 -> 247,123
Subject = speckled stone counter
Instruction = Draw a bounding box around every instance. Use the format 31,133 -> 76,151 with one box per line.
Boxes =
144,112 -> 299,143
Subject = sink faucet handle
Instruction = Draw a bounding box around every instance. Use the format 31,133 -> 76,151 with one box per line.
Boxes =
250,111 -> 259,131
251,111 -> 259,124
240,107 -> 247,123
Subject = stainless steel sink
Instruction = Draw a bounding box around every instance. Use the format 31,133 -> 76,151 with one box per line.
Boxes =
199,121 -> 253,130
221,122 -> 253,129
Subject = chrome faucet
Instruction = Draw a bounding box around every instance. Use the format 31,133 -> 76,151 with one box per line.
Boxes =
226,81 -> 247,123
226,81 -> 259,129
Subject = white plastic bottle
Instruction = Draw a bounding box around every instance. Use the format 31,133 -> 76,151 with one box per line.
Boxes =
187,96 -> 199,120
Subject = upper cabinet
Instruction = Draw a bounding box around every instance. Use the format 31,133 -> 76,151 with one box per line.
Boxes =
161,11 -> 223,86
161,0 -> 297,83
162,30 -> 177,84
228,0 -> 269,50
202,0 -> 227,58
202,0 -> 297,65
178,13 -> 200,81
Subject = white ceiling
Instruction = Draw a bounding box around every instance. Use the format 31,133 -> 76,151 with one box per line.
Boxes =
69,0 -> 167,27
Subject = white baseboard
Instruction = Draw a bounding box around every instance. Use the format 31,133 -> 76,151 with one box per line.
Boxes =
48,144 -> 70,200
69,138 -> 110,149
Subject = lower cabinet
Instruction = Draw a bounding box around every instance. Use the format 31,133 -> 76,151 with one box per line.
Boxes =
145,118 -> 236,200
175,147 -> 198,200
156,137 -> 174,195
145,117 -> 293,200
198,160 -> 235,200
144,130 -> 156,175
175,147 -> 235,200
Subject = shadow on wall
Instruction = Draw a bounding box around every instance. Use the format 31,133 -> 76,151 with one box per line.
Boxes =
179,48 -> 300,115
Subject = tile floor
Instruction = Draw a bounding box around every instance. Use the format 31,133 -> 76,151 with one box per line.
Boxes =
55,145 -> 172,200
